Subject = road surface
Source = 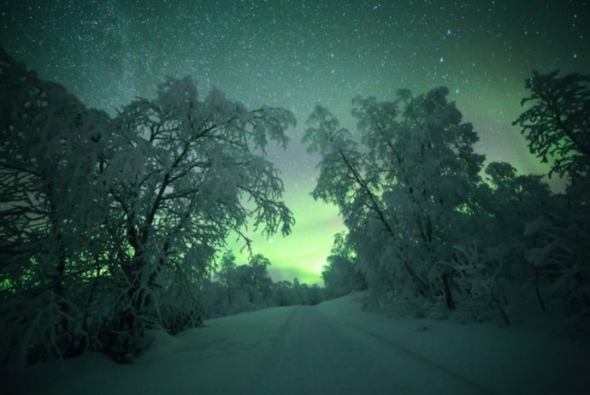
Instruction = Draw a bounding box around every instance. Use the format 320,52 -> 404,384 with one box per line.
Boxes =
241,305 -> 489,394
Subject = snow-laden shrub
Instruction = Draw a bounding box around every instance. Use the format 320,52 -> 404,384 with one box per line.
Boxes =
452,241 -> 511,325
525,211 -> 590,334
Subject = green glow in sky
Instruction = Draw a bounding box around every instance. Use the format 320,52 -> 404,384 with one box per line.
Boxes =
2,0 -> 588,283
229,181 -> 344,284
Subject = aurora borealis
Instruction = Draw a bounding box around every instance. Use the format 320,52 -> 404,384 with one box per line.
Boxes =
2,0 -> 588,284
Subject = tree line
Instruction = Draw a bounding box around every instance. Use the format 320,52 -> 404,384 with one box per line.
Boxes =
203,250 -> 323,319
315,71 -> 589,331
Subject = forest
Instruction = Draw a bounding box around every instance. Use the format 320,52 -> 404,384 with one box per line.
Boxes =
1,47 -> 589,370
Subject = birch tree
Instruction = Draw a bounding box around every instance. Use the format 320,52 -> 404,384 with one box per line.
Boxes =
100,76 -> 295,360
304,87 -> 484,314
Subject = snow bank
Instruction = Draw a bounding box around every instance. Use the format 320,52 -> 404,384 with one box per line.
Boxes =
318,292 -> 590,394
7,306 -> 299,395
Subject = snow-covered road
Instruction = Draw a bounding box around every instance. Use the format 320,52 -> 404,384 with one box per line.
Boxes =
243,306 -> 489,394
10,293 -> 590,394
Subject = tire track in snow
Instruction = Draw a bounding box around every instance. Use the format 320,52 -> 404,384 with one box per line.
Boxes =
243,306 -> 490,394
240,306 -> 302,393
343,323 -> 493,394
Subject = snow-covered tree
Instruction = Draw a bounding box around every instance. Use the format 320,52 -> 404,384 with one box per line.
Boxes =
322,232 -> 366,298
217,250 -> 238,309
241,254 -> 274,305
513,70 -> 590,183
0,48 -> 113,367
474,162 -> 553,273
304,87 -> 485,315
289,278 -> 306,305
98,76 -> 295,360
303,105 -> 394,295
271,280 -> 294,306
214,252 -> 274,313
461,162 -> 556,319
0,49 -> 296,366
514,70 -> 590,329
524,212 -> 590,316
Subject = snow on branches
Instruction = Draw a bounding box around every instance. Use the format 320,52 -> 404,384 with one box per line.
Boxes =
0,49 -> 295,366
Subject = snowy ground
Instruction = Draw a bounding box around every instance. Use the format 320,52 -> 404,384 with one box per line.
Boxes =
5,293 -> 590,395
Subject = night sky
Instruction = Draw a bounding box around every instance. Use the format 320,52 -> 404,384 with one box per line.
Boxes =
2,0 -> 588,284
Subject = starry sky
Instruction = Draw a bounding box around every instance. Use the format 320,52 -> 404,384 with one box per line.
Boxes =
2,0 -> 589,284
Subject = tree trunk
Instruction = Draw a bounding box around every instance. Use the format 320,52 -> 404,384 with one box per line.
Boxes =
442,272 -> 455,310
